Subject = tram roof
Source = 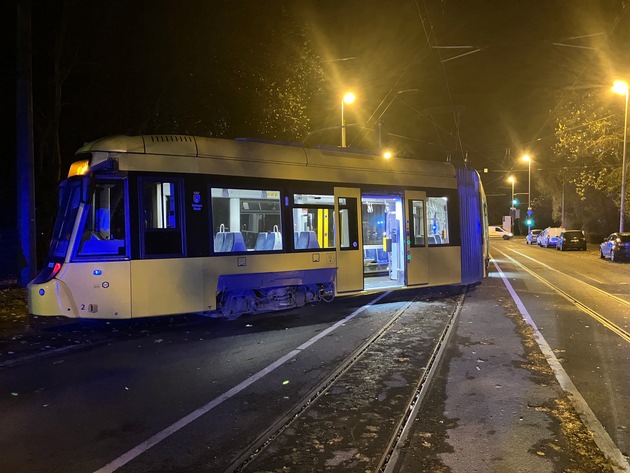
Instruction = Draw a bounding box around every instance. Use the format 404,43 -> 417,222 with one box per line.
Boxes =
76,135 -> 457,187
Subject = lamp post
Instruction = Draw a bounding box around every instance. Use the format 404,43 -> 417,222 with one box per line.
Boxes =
341,92 -> 356,147
613,81 -> 629,232
522,155 -> 532,231
507,175 -> 515,234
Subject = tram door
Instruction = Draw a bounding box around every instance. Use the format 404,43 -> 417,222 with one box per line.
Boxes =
405,190 -> 429,286
334,187 -> 363,293
362,194 -> 405,289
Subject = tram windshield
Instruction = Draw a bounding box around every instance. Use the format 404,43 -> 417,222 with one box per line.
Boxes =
76,179 -> 127,257
49,179 -> 82,258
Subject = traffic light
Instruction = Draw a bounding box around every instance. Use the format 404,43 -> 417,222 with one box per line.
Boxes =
512,198 -> 519,206
526,218 -> 534,226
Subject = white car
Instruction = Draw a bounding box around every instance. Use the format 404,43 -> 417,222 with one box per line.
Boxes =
488,226 -> 513,240
540,227 -> 565,248
526,229 -> 542,244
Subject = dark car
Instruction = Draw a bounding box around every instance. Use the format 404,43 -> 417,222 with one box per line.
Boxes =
556,230 -> 586,251
600,232 -> 630,261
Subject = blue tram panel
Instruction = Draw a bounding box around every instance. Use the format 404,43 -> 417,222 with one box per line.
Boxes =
27,135 -> 487,320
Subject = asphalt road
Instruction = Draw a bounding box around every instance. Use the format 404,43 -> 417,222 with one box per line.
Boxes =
491,237 -> 630,459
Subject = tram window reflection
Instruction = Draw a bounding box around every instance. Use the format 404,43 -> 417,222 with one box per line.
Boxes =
292,193 -> 335,250
77,180 -> 127,257
427,196 -> 449,245
211,188 -> 282,252
141,179 -> 183,256
410,199 -> 426,247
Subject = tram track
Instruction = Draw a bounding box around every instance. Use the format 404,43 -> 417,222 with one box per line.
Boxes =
227,289 -> 466,473
494,248 -> 630,344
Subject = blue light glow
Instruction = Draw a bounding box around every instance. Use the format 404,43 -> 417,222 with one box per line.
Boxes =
93,269 -> 102,276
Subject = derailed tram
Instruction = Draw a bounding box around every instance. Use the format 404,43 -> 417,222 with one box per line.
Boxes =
28,135 -> 489,320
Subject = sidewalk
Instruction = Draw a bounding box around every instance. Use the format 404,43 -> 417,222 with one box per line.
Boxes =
397,272 -> 622,472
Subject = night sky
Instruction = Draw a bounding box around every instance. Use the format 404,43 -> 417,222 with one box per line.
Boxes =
4,0 -> 630,230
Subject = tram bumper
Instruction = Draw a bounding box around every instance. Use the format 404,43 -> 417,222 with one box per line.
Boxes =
28,279 -> 79,317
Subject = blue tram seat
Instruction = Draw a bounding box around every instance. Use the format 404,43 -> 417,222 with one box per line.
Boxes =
376,248 -> 388,265
364,248 -> 377,262
297,231 -> 319,249
266,231 -> 282,250
215,232 -> 247,252
428,235 -> 436,245
294,232 -> 299,248
227,232 -> 246,252
254,232 -> 268,250
214,232 -> 226,252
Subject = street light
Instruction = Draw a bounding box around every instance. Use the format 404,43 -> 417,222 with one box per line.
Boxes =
522,155 -> 532,231
507,175 -> 515,234
341,92 -> 356,147
612,80 -> 629,232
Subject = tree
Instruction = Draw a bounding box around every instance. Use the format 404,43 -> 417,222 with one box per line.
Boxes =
551,88 -> 625,235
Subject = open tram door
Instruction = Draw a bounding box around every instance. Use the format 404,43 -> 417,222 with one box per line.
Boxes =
334,187 -> 363,293
405,190 -> 429,286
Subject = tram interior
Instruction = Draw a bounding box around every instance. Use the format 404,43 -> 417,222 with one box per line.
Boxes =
209,189 -> 407,291
361,195 -> 405,290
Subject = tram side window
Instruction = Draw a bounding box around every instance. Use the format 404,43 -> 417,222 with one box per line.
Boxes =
77,180 -> 127,257
211,187 -> 282,253
292,194 -> 335,250
427,197 -> 450,245
410,200 -> 425,247
338,197 -> 359,251
140,180 -> 183,256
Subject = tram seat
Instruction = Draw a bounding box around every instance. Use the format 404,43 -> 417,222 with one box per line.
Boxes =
294,232 -> 299,248
364,248 -> 377,264
428,235 -> 436,245
225,232 -> 247,252
296,231 -> 319,249
266,231 -> 282,250
254,232 -> 268,250
214,232 -> 226,252
376,248 -> 388,265
215,232 -> 247,252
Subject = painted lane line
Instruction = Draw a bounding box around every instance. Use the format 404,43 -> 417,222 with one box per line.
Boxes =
492,258 -> 630,472
94,291 -> 392,473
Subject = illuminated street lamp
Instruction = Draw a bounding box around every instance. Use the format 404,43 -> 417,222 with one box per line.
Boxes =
507,175 -> 515,233
522,155 -> 532,231
612,81 -> 629,232
341,92 -> 356,147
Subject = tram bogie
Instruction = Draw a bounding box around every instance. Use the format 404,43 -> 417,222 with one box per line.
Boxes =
28,135 -> 488,320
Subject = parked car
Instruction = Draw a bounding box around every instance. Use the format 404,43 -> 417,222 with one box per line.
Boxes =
600,232 -> 630,261
539,227 -> 565,248
556,230 -> 586,251
488,226 -> 513,240
526,229 -> 542,245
